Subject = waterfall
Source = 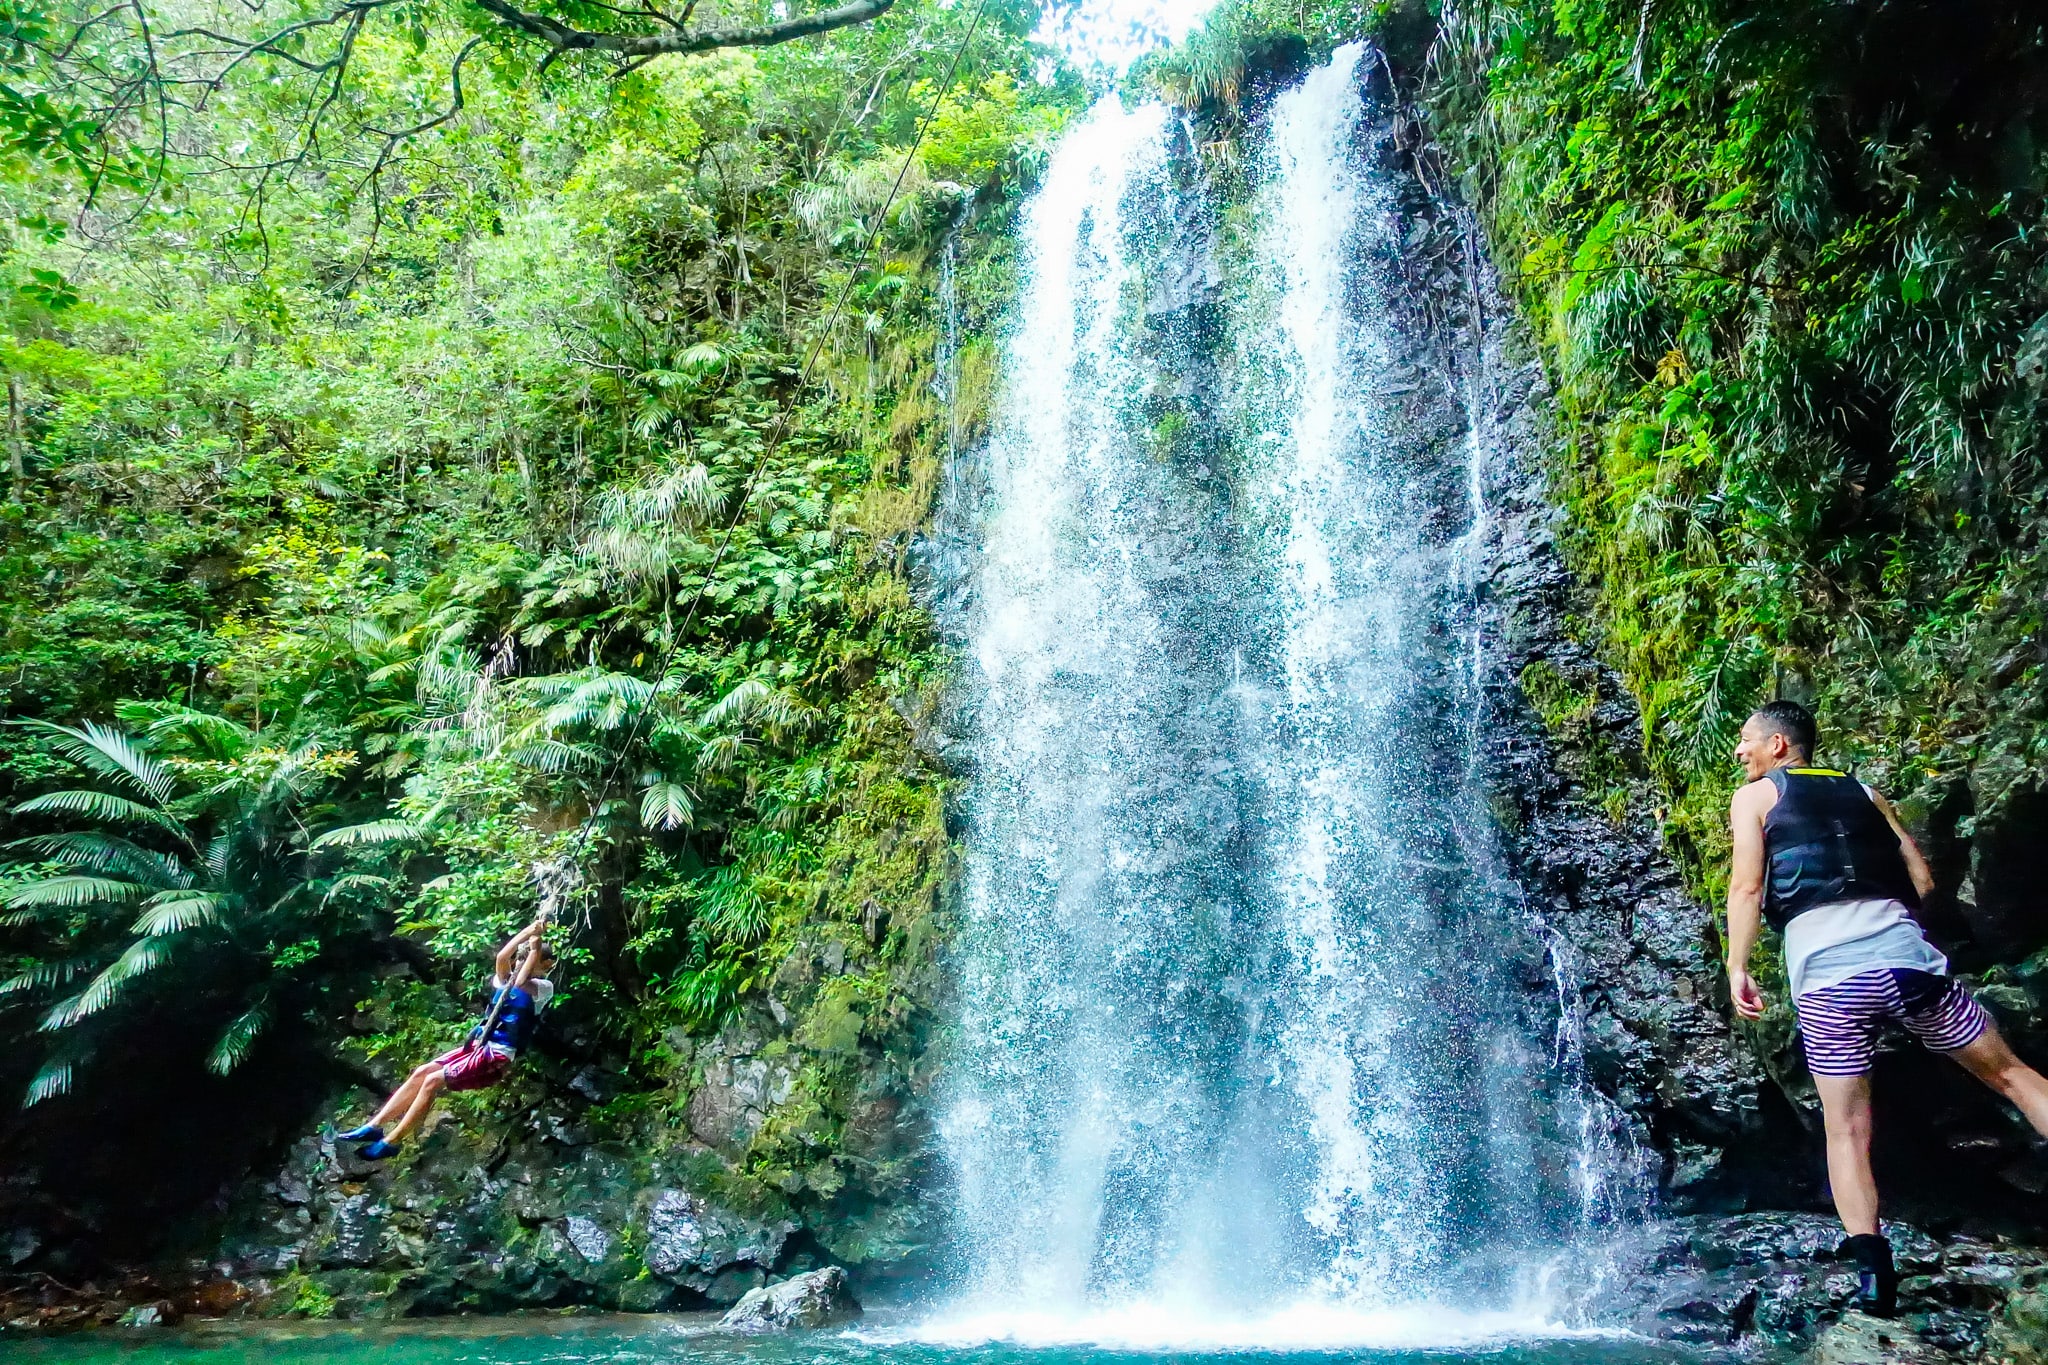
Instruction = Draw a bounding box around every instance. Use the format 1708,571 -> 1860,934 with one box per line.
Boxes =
929,47 -> 1643,1344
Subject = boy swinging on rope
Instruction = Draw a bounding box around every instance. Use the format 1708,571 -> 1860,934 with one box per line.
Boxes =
337,914 -> 556,1161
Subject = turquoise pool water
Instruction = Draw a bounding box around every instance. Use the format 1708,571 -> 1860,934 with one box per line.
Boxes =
0,1314 -> 1728,1365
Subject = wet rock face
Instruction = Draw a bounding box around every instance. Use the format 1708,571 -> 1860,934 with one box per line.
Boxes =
719,1266 -> 861,1332
1616,1212 -> 2048,1355
1811,1312 -> 1959,1365
214,1128 -> 817,1318
642,1188 -> 793,1298
1447,186 -> 1784,1202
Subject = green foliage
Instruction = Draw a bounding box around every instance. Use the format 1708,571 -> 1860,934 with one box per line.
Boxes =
0,0 -> 1069,1247
0,715 -> 415,1103
1414,0 -> 2048,914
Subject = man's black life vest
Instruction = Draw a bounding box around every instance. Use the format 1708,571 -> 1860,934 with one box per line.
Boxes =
1761,766 -> 1919,931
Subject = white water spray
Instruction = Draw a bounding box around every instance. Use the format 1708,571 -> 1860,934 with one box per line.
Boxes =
930,48 -> 1645,1344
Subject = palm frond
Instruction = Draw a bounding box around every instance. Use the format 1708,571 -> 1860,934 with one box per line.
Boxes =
310,819 -> 426,850
113,702 -> 255,762
702,678 -> 773,730
41,938 -> 171,1030
16,721 -> 175,804
696,733 -> 755,774
206,1000 -> 271,1076
322,873 -> 396,907
23,1057 -> 74,1107
584,463 -> 725,582
13,789 -> 190,839
505,739 -> 602,774
131,890 -> 229,936
641,781 -> 695,832
0,957 -> 98,996
540,672 -> 656,733
205,834 -> 232,884
3,876 -> 146,910
6,832 -> 191,888
702,679 -> 822,741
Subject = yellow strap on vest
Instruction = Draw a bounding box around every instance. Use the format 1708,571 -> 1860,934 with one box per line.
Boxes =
1785,767 -> 1848,777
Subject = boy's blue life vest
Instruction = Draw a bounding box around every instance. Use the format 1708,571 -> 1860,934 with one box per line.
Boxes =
474,983 -> 544,1054
1762,766 -> 1920,932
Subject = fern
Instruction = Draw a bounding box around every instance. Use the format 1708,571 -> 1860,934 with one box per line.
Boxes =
310,819 -> 425,850
206,1000 -> 271,1075
3,876 -> 146,909
41,938 -> 171,1029
13,789 -> 185,837
131,890 -> 229,936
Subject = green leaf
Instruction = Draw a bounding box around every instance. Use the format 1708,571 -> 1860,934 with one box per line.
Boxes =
3,875 -> 145,909
310,819 -> 425,850
0,957 -> 96,996
206,1001 -> 270,1076
8,832 -> 193,888
23,1058 -> 74,1107
13,788 -> 187,836
131,890 -> 228,936
41,938 -> 171,1030
321,873 -> 395,908
640,780 -> 695,831
505,740 -> 600,774
16,722 -> 175,804
18,267 -> 79,311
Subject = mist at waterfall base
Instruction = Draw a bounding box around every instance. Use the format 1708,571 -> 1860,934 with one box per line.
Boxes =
921,44 -> 1650,1348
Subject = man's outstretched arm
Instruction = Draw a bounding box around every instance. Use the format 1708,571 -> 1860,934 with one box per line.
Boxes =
1727,784 -> 1769,1021
1868,788 -> 1937,902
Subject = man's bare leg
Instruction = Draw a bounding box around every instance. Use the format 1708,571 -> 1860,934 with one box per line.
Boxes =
1946,1023 -> 2048,1135
384,1066 -> 446,1143
1813,1072 -> 1880,1236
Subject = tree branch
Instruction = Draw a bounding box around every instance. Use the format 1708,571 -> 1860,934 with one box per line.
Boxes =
467,0 -> 895,64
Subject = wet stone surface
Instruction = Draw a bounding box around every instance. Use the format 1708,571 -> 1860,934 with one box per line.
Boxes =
1616,1213 -> 2048,1356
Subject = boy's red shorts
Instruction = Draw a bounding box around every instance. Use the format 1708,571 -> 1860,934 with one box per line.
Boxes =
433,1039 -> 513,1092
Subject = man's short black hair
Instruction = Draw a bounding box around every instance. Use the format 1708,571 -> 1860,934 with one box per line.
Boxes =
1750,699 -> 1817,758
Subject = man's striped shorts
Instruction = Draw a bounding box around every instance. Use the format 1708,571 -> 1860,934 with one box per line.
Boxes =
1795,967 -> 1991,1077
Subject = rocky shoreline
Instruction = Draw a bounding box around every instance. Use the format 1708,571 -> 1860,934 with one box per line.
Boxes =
8,1209 -> 2048,1358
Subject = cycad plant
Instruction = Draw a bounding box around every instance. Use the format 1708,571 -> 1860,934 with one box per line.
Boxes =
0,705 -> 418,1106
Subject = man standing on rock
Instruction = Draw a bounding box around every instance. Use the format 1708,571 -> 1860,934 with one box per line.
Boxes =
1726,700 -> 2048,1317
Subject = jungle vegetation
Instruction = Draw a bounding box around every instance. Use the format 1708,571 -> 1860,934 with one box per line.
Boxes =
0,0 -> 1074,1254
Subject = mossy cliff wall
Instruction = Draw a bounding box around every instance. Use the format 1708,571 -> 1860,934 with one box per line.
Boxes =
1406,0 -> 2048,1223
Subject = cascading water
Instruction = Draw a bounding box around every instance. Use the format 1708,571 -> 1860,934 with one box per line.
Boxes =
931,95 -> 1268,1319
929,46 -> 1645,1343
